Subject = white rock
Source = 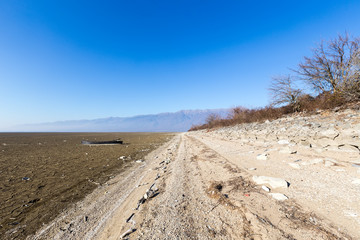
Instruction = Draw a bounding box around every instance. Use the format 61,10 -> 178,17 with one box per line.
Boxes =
252,176 -> 289,189
269,193 -> 288,201
319,129 -> 338,138
278,140 -> 289,145
256,154 -> 268,161
310,158 -> 324,164
262,185 -> 270,192
351,178 -> 360,185
279,147 -> 297,154
335,168 -> 345,172
344,210 -> 358,217
314,148 -> 324,153
288,163 -> 301,169
302,158 -> 323,165
324,160 -> 335,167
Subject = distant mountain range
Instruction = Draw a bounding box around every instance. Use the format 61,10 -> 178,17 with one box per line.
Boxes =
15,109 -> 230,132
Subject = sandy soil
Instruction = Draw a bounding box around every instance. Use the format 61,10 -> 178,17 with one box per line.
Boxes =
30,131 -> 358,239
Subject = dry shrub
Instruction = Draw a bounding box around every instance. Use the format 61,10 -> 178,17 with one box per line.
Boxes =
298,92 -> 346,112
188,91 -> 358,131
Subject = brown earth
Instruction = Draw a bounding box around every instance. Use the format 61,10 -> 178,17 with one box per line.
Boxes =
0,132 -> 173,239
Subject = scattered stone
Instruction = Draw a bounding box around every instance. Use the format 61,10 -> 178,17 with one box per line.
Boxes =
279,147 -> 297,154
351,163 -> 360,168
136,160 -> 144,163
302,158 -> 323,165
262,185 -> 270,192
252,176 -> 289,189
288,163 -> 301,169
338,144 -> 360,153
310,158 -> 323,164
118,156 -> 126,160
314,148 -> 324,153
248,167 -> 257,171
344,210 -> 358,218
319,129 -> 339,139
278,140 -> 289,145
335,168 -> 345,172
324,160 -> 335,167
256,154 -> 268,160
351,178 -> 360,185
300,140 -> 311,147
269,193 -> 288,201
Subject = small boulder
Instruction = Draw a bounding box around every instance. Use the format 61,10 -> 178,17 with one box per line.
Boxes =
324,160 -> 335,167
256,154 -> 268,161
252,176 -> 289,189
278,140 -> 289,145
302,158 -> 323,165
269,193 -> 288,201
279,147 -> 297,154
288,163 -> 301,169
351,179 -> 360,185
319,129 -> 339,139
262,185 -> 270,192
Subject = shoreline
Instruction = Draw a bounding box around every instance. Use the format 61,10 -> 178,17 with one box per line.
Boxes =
28,134 -> 180,239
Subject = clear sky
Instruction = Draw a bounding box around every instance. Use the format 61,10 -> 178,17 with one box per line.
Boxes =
1,0 -> 360,130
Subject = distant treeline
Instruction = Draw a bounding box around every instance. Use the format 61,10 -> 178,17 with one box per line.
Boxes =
189,33 -> 360,131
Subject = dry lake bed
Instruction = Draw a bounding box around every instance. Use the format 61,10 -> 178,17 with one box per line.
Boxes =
0,132 -> 173,239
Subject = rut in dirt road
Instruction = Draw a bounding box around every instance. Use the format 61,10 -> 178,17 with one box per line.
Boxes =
131,134 -> 351,240
134,134 -> 246,239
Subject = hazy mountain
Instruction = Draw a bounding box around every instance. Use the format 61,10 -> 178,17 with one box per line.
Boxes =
15,109 -> 230,132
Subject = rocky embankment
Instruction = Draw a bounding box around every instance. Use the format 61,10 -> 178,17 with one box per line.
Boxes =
201,108 -> 360,156
189,108 -> 360,238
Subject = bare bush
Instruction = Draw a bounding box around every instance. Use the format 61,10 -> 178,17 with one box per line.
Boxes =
294,33 -> 360,99
268,75 -> 302,111
342,49 -> 360,100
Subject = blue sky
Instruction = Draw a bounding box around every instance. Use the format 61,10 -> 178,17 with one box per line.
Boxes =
1,0 -> 360,129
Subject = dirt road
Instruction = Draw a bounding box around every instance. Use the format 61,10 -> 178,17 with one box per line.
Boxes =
32,131 -> 358,239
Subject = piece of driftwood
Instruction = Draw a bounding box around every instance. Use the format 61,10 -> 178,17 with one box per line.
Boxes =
81,140 -> 123,145
120,227 -> 136,239
135,183 -> 158,210
126,213 -> 135,223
